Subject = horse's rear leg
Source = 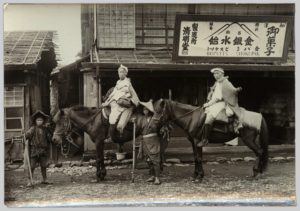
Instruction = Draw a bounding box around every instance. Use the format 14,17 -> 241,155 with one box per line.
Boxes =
240,128 -> 264,178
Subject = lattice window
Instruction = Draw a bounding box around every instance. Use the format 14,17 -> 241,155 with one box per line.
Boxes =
4,86 -> 24,130
136,4 -> 188,47
4,86 -> 24,107
97,4 -> 135,49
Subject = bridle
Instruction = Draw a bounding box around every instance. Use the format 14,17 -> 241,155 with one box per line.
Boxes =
53,108 -> 103,156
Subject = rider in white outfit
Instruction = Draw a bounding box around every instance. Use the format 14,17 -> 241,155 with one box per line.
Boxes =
102,64 -> 140,137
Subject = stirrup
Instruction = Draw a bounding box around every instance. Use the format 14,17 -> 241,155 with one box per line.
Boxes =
197,139 -> 209,147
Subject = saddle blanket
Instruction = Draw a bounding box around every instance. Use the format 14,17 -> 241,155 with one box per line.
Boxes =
240,108 -> 262,132
213,108 -> 262,133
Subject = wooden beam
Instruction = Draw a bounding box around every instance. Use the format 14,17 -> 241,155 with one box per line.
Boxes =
81,62 -> 295,72
4,64 -> 37,71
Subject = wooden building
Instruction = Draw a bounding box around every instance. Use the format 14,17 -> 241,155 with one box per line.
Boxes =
4,31 -> 58,161
57,4 -> 295,154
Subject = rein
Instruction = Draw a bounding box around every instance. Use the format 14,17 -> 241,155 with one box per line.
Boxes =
68,107 -> 104,131
163,100 -> 202,122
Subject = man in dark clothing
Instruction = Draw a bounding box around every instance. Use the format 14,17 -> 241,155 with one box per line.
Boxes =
25,110 -> 52,186
137,100 -> 164,185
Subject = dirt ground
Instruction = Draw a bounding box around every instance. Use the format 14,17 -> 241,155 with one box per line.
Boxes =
5,160 -> 296,207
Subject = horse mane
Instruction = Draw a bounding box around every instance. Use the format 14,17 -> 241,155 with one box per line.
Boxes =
173,100 -> 198,110
70,105 -> 99,116
166,99 -> 199,110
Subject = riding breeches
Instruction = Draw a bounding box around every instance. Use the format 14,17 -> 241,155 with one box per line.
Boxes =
205,101 -> 226,118
109,100 -> 125,124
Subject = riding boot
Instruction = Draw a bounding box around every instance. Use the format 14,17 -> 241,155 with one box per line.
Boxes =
105,124 -> 116,143
197,124 -> 212,147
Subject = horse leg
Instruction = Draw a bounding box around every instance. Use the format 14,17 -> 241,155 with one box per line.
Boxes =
188,136 -> 204,182
160,138 -> 169,172
118,143 -> 124,153
95,139 -> 106,182
240,128 -> 263,178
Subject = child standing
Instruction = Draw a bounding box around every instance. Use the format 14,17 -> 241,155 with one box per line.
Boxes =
24,110 -> 52,186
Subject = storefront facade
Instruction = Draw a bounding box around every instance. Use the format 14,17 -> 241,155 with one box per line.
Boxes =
78,4 -> 295,152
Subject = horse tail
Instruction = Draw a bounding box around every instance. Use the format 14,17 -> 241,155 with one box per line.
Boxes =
259,116 -> 269,172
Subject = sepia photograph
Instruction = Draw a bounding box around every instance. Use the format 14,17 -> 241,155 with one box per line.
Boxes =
2,1 -> 297,207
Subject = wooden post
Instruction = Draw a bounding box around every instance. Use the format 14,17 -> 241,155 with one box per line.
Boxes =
168,89 -> 172,100
96,66 -> 100,107
131,118 -> 136,183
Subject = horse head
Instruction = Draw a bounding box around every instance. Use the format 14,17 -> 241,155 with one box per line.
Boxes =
153,98 -> 172,125
52,108 -> 72,145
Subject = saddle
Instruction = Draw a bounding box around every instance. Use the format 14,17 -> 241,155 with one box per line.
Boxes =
102,106 -> 135,131
213,109 -> 235,134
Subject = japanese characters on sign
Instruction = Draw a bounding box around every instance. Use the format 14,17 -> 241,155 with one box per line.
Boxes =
173,15 -> 292,63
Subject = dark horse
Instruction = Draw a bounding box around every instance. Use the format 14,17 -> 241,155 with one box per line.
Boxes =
52,104 -> 167,182
154,99 -> 269,182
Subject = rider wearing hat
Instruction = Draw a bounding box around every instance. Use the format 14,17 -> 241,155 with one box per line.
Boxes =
102,64 -> 140,137
197,67 -> 242,147
137,100 -> 162,185
24,110 -> 52,186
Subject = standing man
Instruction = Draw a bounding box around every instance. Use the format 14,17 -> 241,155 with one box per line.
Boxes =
137,100 -> 163,185
24,110 -> 53,186
197,67 -> 242,147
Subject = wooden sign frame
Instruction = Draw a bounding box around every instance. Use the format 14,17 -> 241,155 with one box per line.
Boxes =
172,14 -> 293,63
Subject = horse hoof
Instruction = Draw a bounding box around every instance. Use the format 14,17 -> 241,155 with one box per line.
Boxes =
195,178 -> 202,183
253,173 -> 264,179
192,177 -> 202,183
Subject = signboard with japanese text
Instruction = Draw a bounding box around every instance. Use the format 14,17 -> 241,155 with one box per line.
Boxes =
172,15 -> 293,63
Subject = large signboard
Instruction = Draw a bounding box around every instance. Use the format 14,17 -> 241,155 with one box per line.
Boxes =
172,15 -> 293,63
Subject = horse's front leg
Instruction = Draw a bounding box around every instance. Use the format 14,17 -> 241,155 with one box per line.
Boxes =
95,139 -> 106,182
189,136 -> 204,182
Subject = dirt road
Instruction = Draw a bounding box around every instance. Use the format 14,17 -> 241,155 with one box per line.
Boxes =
5,160 -> 296,207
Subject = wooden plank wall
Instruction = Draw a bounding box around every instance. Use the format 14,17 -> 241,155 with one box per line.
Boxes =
81,4 -> 94,56
81,4 -> 294,52
83,72 -> 97,151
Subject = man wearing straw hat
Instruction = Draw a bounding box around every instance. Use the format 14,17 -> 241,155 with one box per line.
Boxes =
196,67 -> 243,147
137,100 -> 163,185
24,110 -> 52,186
102,64 -> 140,138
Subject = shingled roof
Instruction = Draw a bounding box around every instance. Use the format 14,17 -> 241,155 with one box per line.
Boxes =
4,31 -> 59,67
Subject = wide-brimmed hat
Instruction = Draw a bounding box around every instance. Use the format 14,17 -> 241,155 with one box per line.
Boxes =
31,110 -> 49,121
140,100 -> 154,113
210,67 -> 224,74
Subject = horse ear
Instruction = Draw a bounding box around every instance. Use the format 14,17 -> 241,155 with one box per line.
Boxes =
160,99 -> 165,108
